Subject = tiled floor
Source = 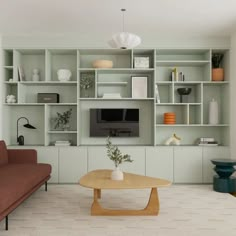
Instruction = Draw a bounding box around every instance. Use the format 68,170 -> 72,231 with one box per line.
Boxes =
0,185 -> 236,236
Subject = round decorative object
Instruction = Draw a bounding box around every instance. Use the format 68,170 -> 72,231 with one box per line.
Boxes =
92,60 -> 113,68
164,112 -> 176,124
57,69 -> 72,81
177,88 -> 192,103
177,88 -> 192,96
111,167 -> 124,181
212,68 -> 224,81
6,95 -> 16,103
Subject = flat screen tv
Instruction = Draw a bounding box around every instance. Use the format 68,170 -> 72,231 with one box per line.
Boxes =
90,108 -> 139,137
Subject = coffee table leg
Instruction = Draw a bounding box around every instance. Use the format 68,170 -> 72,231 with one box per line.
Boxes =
91,187 -> 159,216
97,189 -> 101,199
144,188 -> 159,215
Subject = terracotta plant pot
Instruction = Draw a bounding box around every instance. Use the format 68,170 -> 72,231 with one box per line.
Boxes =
212,68 -> 224,81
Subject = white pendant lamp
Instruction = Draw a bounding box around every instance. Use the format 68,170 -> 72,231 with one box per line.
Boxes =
108,9 -> 141,49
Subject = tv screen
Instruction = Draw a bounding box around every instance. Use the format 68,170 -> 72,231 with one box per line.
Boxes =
90,109 -> 139,137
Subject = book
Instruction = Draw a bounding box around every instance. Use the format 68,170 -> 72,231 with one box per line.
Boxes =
18,66 -> 25,81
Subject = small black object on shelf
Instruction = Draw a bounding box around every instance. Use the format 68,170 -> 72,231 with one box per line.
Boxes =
17,117 -> 36,145
177,88 -> 192,103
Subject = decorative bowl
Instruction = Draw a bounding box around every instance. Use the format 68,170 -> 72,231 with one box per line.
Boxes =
57,69 -> 72,81
92,60 -> 113,68
177,88 -> 192,95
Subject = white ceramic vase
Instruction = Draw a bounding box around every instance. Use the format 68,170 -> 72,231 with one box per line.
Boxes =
111,167 -> 124,181
57,69 -> 72,81
209,98 -> 219,124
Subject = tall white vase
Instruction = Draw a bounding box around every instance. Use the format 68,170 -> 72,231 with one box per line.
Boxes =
209,98 -> 219,124
111,167 -> 124,181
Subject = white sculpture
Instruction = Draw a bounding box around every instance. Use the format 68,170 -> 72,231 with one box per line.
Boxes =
6,95 -> 16,103
57,69 -> 72,81
165,133 -> 181,145
32,69 -> 40,81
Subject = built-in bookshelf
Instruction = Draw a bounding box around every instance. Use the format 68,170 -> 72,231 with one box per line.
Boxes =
2,48 -> 230,146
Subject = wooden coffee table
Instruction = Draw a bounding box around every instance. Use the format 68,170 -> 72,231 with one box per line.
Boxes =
79,169 -> 171,216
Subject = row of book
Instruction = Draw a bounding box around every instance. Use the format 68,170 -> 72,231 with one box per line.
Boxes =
171,68 -> 185,81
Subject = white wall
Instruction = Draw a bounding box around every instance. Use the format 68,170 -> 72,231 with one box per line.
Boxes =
1,34 -> 230,49
230,32 -> 236,157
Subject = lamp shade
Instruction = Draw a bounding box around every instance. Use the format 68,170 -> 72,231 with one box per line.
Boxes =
108,32 -> 141,49
23,123 -> 36,129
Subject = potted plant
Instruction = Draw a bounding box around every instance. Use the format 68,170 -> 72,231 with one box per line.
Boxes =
80,72 -> 94,97
212,53 -> 224,81
106,137 -> 133,180
53,108 -> 72,131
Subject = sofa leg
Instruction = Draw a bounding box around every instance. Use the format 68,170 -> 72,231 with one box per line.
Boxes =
5,215 -> 8,231
45,181 -> 47,192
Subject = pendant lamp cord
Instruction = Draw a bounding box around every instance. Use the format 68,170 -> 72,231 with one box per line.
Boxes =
121,9 -> 126,32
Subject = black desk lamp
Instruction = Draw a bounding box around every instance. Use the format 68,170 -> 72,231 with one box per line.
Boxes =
17,117 -> 36,145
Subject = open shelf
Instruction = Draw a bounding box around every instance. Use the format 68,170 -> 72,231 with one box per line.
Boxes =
78,49 -> 132,68
2,48 -> 230,147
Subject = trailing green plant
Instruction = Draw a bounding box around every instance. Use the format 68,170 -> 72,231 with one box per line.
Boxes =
212,53 -> 224,68
53,108 -> 72,129
106,136 -> 133,167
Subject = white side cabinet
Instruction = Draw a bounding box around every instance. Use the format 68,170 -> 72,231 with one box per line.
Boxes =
58,147 -> 87,183
88,147 -> 114,171
202,147 -> 230,183
36,147 -> 59,183
88,146 -> 145,175
146,147 -> 174,181
174,147 -> 203,183
118,147 -> 145,175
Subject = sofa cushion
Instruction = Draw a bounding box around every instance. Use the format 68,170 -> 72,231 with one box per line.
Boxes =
0,164 -> 51,214
0,141 -> 8,166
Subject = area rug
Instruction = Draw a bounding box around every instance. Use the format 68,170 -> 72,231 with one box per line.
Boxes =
0,185 -> 236,236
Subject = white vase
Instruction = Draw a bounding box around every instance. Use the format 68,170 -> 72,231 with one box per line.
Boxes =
111,167 -> 124,181
209,98 -> 219,124
57,69 -> 72,81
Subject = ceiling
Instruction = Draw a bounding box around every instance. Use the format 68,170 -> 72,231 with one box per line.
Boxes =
0,0 -> 236,43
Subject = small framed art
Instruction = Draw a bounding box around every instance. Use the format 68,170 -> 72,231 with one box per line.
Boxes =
131,76 -> 148,98
133,57 -> 150,68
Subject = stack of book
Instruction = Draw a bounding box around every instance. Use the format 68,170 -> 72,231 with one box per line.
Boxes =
171,68 -> 185,81
54,141 -> 71,146
197,138 -> 218,146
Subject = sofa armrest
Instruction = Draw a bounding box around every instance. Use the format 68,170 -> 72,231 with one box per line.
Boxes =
8,149 -> 37,164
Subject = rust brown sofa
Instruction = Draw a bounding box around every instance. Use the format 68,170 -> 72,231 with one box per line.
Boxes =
0,140 -> 51,230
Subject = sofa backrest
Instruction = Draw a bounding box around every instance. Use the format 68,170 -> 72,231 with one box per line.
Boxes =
0,140 -> 8,166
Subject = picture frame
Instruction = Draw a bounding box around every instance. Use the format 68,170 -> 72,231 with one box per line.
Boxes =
133,56 -> 150,68
18,66 -> 25,81
131,76 -> 148,98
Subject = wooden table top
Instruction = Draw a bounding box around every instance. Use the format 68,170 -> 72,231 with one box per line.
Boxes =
79,169 -> 171,189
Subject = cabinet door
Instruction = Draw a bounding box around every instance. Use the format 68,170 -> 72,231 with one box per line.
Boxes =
118,147 -> 145,175
88,147 -> 114,171
146,147 -> 174,181
59,147 -> 87,183
36,147 -> 59,183
174,147 -> 203,183
203,147 -> 230,183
